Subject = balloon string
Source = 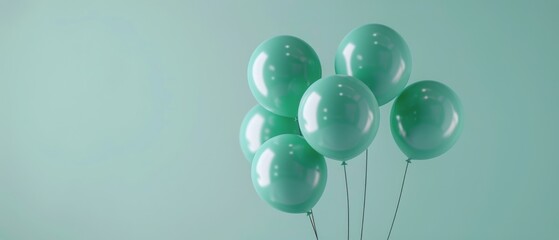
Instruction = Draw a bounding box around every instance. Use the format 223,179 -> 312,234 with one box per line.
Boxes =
360,149 -> 369,240
311,209 -> 319,239
342,161 -> 350,240
386,158 -> 412,240
308,210 -> 319,240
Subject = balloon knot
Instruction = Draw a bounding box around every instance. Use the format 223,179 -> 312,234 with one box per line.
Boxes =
306,211 -> 311,216
341,161 -> 347,166
406,158 -> 412,164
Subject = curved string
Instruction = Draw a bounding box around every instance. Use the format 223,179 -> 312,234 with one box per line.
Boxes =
311,210 -> 318,239
360,149 -> 369,240
386,158 -> 412,240
342,161 -> 350,240
308,209 -> 318,240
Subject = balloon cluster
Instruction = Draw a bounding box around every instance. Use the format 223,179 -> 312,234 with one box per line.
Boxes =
240,24 -> 463,214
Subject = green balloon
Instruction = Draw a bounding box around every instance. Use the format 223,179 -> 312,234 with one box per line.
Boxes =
298,75 -> 380,161
248,35 -> 322,117
239,105 -> 300,163
251,134 -> 327,214
390,80 -> 464,160
335,24 -> 412,106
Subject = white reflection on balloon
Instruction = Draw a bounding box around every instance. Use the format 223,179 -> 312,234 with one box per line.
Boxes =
396,115 -> 407,137
392,58 -> 406,83
312,171 -> 320,187
256,149 -> 274,187
302,92 -> 321,133
362,110 -> 373,133
342,43 -> 356,75
356,96 -> 374,134
443,109 -> 459,138
252,52 -> 269,96
246,113 -> 264,152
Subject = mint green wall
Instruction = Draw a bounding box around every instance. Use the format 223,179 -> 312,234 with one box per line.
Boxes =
1,0 -> 557,239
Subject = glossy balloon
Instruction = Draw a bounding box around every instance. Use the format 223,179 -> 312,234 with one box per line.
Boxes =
251,134 -> 327,214
248,35 -> 322,117
298,75 -> 380,161
335,24 -> 411,106
239,105 -> 300,163
390,80 -> 463,160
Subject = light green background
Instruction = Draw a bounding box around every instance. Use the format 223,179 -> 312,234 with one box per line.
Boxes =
1,0 -> 557,239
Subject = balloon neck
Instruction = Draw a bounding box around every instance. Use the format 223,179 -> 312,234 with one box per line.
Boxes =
406,158 -> 412,164
341,161 -> 348,166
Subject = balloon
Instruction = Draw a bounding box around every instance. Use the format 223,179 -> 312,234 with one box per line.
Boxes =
335,24 -> 411,106
298,75 -> 380,161
390,80 -> 463,160
239,105 -> 300,163
248,35 -> 322,117
251,134 -> 327,214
